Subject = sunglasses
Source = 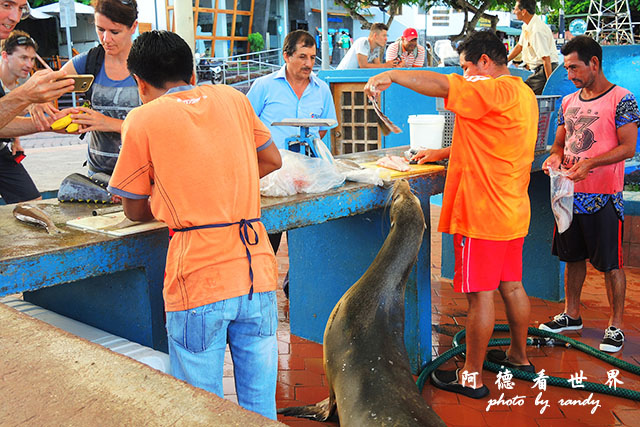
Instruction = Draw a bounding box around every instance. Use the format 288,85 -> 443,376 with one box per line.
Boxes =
15,35 -> 35,45
0,2 -> 31,21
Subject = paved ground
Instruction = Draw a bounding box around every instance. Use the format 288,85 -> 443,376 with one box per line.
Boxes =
18,132 -> 87,194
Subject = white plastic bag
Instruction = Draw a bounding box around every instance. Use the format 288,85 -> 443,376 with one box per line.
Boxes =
549,167 -> 574,233
315,138 -> 385,186
260,149 -> 345,197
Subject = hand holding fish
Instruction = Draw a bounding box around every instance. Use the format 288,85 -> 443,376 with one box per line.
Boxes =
542,153 -> 563,176
364,71 -> 394,98
412,147 -> 450,164
565,158 -> 593,183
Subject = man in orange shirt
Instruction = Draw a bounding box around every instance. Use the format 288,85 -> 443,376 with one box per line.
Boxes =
365,30 -> 538,398
107,31 -> 282,418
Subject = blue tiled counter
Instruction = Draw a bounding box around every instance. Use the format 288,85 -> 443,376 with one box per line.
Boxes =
0,147 -> 444,373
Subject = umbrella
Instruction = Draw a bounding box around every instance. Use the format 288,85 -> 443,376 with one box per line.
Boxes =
28,8 -> 52,20
32,2 -> 95,15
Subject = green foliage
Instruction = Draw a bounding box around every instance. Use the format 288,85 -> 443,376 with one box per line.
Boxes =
29,0 -> 92,7
248,32 -> 264,52
335,0 -> 432,28
547,0 -> 640,28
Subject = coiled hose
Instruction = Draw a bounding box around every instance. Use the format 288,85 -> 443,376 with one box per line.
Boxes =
416,324 -> 640,401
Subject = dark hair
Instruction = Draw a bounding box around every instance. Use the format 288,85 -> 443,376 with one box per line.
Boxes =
561,35 -> 602,69
2,30 -> 37,54
127,30 -> 193,88
457,30 -> 507,66
92,0 -> 138,27
283,30 -> 316,56
371,23 -> 388,34
517,0 -> 536,15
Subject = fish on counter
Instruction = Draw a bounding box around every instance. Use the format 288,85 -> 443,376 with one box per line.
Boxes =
13,203 -> 64,235
376,155 -> 411,172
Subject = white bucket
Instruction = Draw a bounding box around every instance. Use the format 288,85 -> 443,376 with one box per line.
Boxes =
408,115 -> 445,151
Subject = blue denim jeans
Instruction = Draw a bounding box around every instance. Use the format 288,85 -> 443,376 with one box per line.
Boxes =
166,291 -> 278,420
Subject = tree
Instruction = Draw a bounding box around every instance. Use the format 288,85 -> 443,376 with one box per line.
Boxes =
333,0 -> 431,29
547,0 -> 640,35
336,0 -> 558,41
29,0 -> 92,7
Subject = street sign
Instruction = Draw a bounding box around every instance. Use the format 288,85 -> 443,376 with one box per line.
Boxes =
60,0 -> 77,28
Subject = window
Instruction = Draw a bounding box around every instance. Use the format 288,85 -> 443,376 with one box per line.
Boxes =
166,0 -> 255,56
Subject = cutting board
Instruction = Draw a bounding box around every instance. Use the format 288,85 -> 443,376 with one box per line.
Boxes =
360,161 -> 445,178
66,212 -> 165,236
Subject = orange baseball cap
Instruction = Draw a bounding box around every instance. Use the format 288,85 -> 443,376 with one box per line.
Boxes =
402,28 -> 418,41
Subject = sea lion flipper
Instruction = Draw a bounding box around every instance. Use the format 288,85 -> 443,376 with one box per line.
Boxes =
277,396 -> 336,421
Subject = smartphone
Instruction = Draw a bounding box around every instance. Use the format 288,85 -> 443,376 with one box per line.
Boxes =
57,74 -> 95,92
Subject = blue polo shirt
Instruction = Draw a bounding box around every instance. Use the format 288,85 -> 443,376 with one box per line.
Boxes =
246,65 -> 337,149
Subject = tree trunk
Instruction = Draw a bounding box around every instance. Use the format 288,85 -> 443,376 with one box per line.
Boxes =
452,0 -> 500,42
333,0 -> 374,29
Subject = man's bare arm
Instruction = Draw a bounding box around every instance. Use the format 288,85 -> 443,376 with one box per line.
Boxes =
567,122 -> 637,182
357,53 -> 396,69
0,69 -> 74,131
364,70 -> 450,99
257,141 -> 282,178
123,198 -> 154,222
0,116 -> 38,138
507,44 -> 523,63
542,56 -> 552,79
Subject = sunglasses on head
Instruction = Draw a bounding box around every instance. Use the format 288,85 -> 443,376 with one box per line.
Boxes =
0,2 -> 31,20
15,35 -> 35,45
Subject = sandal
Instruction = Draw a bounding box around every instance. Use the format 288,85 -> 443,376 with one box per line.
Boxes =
486,349 -> 535,373
431,368 -> 489,399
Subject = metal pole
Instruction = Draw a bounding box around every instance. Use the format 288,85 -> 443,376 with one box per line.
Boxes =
320,0 -> 329,69
559,0 -> 565,43
65,24 -> 76,107
174,0 -> 195,52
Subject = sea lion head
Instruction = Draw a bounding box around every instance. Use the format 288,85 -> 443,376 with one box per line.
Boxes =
388,179 -> 425,232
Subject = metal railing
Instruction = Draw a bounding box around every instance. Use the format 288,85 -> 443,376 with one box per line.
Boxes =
196,48 -> 283,88
196,47 -> 334,89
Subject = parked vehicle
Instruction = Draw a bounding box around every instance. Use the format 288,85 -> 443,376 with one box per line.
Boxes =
196,57 -> 227,84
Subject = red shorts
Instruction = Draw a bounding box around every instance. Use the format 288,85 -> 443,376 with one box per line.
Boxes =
453,234 -> 524,293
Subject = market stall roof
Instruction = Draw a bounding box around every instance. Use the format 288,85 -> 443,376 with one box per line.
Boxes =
28,8 -> 51,20
32,1 -> 95,15
496,26 -> 522,36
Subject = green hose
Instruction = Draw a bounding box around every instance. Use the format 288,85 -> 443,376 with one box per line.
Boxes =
416,324 -> 640,401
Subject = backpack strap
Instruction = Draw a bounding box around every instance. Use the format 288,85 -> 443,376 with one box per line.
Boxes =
84,44 -> 105,102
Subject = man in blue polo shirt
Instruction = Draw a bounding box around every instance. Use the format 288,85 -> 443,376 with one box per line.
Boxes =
247,30 -> 336,148
247,29 -> 337,275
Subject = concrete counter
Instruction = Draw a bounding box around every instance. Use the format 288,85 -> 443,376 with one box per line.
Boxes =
0,302 -> 282,426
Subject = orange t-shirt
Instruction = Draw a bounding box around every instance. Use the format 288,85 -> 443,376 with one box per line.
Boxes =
439,73 -> 538,240
108,84 -> 277,312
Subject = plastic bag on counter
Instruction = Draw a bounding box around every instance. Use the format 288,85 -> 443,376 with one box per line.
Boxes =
549,167 -> 574,233
315,139 -> 385,186
260,149 -> 345,197
334,158 -> 385,186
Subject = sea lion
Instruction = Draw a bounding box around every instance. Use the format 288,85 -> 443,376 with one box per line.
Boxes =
279,179 -> 446,426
